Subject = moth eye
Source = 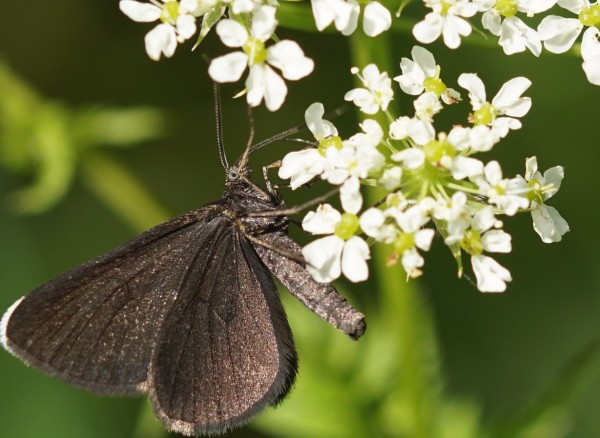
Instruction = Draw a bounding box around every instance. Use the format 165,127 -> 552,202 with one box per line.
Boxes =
228,169 -> 240,181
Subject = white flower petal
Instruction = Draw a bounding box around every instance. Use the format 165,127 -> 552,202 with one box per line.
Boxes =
482,10 -> 501,35
543,165 -> 564,193
472,255 -> 512,292
231,0 -> 255,14
340,177 -> 362,214
414,228 -> 435,251
252,5 -> 278,41
144,23 -> 177,60
532,204 -> 570,243
180,0 -> 200,14
582,26 -> 600,60
216,19 -> 248,48
442,15 -> 472,49
267,40 -> 314,80
414,92 -> 442,122
524,156 -> 538,181
537,16 -> 582,53
581,27 -> 600,85
311,0 -> 355,32
263,66 -> 288,111
557,0 -> 586,14
518,0 -> 557,14
492,117 -> 522,136
458,73 -> 487,109
302,204 -> 342,234
396,58 -> 426,95
481,229 -> 512,253
341,237 -> 370,282
246,65 -> 288,111
412,45 -> 437,77
363,2 -> 392,37
119,1 -> 161,22
278,149 -> 324,189
305,102 -> 338,140
344,88 -> 378,114
390,117 -> 435,144
391,148 -> 425,169
450,156 -> 484,179
499,17 -> 541,57
395,204 -> 430,233
492,77 -> 532,116
340,0 -> 360,35
378,166 -> 403,190
359,208 -> 385,238
413,13 -> 443,44
176,14 -> 197,40
472,206 -> 496,233
401,248 -> 425,278
303,235 -> 344,282
311,0 -> 337,30
484,160 -> 503,185
208,51 -> 248,82
582,55 -> 600,85
453,0 -> 479,16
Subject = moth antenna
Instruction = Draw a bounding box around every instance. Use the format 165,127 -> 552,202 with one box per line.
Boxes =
238,104 -> 255,169
213,82 -> 229,171
246,123 -> 307,157
243,104 -> 348,158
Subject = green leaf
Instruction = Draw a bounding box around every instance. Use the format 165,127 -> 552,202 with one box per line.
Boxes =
194,6 -> 226,50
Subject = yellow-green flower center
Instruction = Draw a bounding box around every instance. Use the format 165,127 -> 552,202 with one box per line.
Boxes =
318,136 -> 343,156
423,138 -> 456,163
472,103 -> 497,126
393,232 -> 415,254
496,0 -> 518,17
334,213 -> 360,240
461,229 -> 483,256
244,37 -> 267,65
440,0 -> 453,15
160,0 -> 180,23
580,5 -> 600,26
386,193 -> 405,208
424,77 -> 447,97
526,178 -> 544,203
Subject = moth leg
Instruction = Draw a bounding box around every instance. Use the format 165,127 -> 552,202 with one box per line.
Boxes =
262,160 -> 282,197
246,186 -> 340,218
288,217 -> 302,228
254,232 -> 366,340
245,233 -> 306,266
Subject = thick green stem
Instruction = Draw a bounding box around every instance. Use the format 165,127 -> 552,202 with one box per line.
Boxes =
348,30 -> 444,438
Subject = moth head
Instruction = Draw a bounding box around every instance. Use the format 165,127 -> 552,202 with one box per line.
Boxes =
226,165 -> 251,185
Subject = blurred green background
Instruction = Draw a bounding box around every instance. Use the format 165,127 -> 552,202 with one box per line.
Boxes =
1,1 -> 600,437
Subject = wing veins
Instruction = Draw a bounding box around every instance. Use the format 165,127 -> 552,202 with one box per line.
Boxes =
31,238 -> 190,361
47,282 -> 127,369
166,224 -> 230,420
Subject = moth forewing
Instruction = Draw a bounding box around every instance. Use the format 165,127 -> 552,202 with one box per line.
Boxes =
0,159 -> 366,436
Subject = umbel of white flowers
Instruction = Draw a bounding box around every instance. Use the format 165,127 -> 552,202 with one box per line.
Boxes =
117,0 -> 572,291
278,48 -> 568,293
119,0 -> 600,113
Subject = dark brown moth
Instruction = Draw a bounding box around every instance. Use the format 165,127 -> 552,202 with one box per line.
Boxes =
0,89 -> 366,436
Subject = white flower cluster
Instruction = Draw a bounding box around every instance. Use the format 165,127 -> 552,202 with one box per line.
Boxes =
119,0 -> 599,114
278,47 -> 569,293
118,0 -> 394,111
119,1 -> 314,111
412,0 -> 600,85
